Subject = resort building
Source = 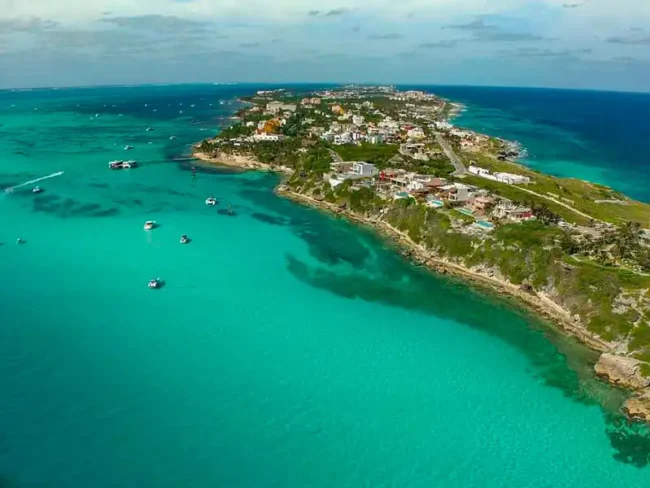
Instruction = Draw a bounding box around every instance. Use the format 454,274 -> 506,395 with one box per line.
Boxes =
492,200 -> 535,222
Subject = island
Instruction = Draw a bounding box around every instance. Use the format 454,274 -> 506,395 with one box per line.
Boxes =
194,85 -> 650,422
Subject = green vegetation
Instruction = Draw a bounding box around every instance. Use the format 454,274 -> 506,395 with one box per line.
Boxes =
333,143 -> 399,168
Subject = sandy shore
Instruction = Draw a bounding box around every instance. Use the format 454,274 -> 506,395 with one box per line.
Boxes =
193,149 -> 293,174
276,186 -> 613,353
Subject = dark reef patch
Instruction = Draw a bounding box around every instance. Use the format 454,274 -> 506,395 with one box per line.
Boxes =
605,414 -> 650,468
251,213 -> 289,226
32,195 -> 119,218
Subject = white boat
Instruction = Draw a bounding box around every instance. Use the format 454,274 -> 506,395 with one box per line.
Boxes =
148,278 -> 162,289
124,145 -> 133,150
205,197 -> 217,206
146,127 -> 153,132
32,186 -> 43,194
169,136 -> 177,140
144,220 -> 156,231
122,160 -> 137,169
180,234 -> 190,244
108,160 -> 123,169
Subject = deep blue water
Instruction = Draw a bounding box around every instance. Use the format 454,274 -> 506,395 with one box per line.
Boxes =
409,85 -> 650,202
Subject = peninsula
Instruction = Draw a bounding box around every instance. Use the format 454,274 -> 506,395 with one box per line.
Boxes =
194,85 -> 650,422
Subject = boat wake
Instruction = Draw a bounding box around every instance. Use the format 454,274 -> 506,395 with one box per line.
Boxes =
3,171 -> 64,193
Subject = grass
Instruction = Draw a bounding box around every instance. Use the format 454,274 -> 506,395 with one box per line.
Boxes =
333,143 -> 399,168
461,149 -> 650,226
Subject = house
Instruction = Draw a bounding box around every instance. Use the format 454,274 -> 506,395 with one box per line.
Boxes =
470,196 -> 495,215
245,121 -> 255,127
441,183 -> 473,203
468,165 -> 490,177
494,172 -> 531,185
350,162 -> 377,178
333,133 -> 352,145
492,200 -> 535,222
252,132 -> 285,142
407,127 -> 425,140
266,102 -> 297,114
352,115 -> 365,126
367,134 -> 384,144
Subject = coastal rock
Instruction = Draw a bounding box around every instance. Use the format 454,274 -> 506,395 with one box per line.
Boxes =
594,354 -> 650,390
623,390 -> 650,422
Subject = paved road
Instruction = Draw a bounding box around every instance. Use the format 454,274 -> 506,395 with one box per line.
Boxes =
435,133 -> 466,176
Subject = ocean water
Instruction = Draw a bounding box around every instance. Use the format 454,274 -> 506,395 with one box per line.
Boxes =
1,85 -> 650,488
422,85 -> 650,202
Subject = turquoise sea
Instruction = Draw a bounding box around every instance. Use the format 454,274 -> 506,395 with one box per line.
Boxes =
1,84 -> 650,487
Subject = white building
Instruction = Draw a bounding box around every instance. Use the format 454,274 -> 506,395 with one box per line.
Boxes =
252,133 -> 285,142
350,162 -> 377,177
407,127 -> 425,140
333,133 -> 352,145
352,115 -> 365,126
494,172 -> 531,185
266,102 -> 297,114
468,165 -> 491,177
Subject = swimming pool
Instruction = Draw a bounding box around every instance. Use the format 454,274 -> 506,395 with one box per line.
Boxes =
475,220 -> 495,230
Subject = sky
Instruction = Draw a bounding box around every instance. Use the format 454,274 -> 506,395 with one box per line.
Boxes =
0,0 -> 649,91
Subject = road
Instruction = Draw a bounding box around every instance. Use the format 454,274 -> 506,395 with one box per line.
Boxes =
435,133 -> 466,177
515,186 -> 602,223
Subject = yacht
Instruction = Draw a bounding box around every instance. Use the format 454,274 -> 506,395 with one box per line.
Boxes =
169,136 -> 177,140
205,196 -> 217,206
108,160 -> 123,169
124,145 -> 133,151
16,238 -> 25,244
148,278 -> 162,289
146,127 -> 154,132
32,186 -> 43,194
180,234 -> 190,244
144,220 -> 156,231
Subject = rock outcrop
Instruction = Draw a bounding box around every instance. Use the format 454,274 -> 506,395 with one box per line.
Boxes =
623,390 -> 650,422
594,353 -> 650,390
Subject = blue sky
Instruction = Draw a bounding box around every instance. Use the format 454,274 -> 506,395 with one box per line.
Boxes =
0,0 -> 649,91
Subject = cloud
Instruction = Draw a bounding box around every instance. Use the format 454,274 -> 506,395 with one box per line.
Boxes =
444,19 -> 545,42
418,40 -> 459,48
562,3 -> 581,7
0,17 -> 58,33
368,33 -> 403,40
606,35 -> 650,45
100,15 -> 209,33
240,42 -> 261,48
308,8 -> 350,18
324,8 -> 349,17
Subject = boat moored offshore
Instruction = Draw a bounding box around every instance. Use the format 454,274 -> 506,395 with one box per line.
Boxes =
180,234 -> 190,244
205,196 -> 217,206
144,220 -> 156,231
148,278 -> 162,289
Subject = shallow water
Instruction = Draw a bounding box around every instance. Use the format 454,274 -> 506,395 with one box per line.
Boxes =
1,85 -> 649,487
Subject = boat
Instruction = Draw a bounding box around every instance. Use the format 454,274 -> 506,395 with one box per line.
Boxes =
169,136 -> 177,140
16,238 -> 24,244
32,186 -> 43,194
124,145 -> 133,150
122,160 -> 137,169
146,127 -> 154,132
148,278 -> 162,289
144,220 -> 156,231
205,196 -> 217,206
180,234 -> 190,244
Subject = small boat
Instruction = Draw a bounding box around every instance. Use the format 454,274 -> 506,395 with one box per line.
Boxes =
16,238 -> 25,244
146,127 -> 154,132
32,186 -> 43,194
205,197 -> 217,206
148,278 -> 162,289
144,220 -> 156,231
169,136 -> 177,140
124,145 -> 133,151
180,234 -> 190,244
108,160 -> 123,169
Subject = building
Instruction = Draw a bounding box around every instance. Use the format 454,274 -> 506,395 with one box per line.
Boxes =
333,133 -> 352,145
266,102 -> 297,114
350,162 -> 377,178
352,115 -> 365,126
407,127 -> 425,140
331,104 -> 345,115
252,132 -> 285,142
441,183 -> 473,203
492,200 -> 535,222
494,172 -> 531,185
470,196 -> 495,215
367,134 -> 384,144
